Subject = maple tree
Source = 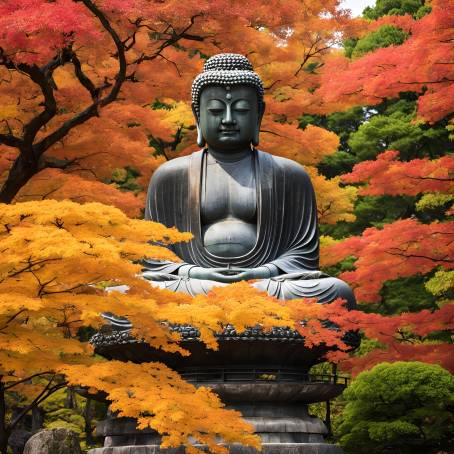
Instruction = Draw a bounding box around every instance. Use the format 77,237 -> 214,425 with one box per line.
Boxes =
340,150 -> 454,197
318,0 -> 454,124
3,201 -> 448,450
0,0 -> 362,225
0,199 -> 371,454
309,0 -> 454,390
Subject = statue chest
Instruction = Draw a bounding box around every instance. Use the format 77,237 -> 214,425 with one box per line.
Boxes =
200,155 -> 257,258
200,156 -> 257,223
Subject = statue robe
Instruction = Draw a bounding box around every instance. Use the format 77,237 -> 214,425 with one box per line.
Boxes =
144,149 -> 319,272
142,149 -> 355,307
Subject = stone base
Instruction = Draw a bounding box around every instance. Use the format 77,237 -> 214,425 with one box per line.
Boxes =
88,402 -> 343,454
88,443 -> 342,453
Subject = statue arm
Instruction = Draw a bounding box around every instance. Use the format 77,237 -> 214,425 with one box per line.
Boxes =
266,156 -> 320,274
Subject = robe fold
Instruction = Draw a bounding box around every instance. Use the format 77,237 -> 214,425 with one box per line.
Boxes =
143,149 -> 320,273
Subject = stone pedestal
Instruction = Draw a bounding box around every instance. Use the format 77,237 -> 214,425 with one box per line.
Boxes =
88,401 -> 342,453
89,332 -> 351,454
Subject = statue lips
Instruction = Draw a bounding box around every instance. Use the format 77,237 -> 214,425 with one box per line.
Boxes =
219,128 -> 239,136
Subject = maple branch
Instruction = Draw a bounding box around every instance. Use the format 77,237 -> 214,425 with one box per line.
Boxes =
40,151 -> 108,178
0,132 -> 22,148
149,125 -> 185,160
65,167 -> 100,179
385,250 -> 454,263
180,32 -> 204,42
17,187 -> 63,201
318,201 -> 333,217
10,376 -> 67,431
4,257 -> 62,280
3,371 -> 55,391
0,55 -> 24,150
41,283 -> 87,296
82,1 -> 126,106
261,129 -> 286,137
123,18 -> 142,51
408,176 -> 453,182
69,51 -> 99,101
22,49 -> 77,146
158,54 -> 182,77
294,36 -> 331,76
397,77 -> 454,85
0,308 -> 28,332
132,14 -> 202,65
261,128 -> 309,145
33,0 -> 127,157
264,79 -> 282,90
0,49 -> 74,202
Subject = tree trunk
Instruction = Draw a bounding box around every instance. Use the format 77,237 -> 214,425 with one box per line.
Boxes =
0,152 -> 39,204
0,385 -> 10,454
325,399 -> 332,436
83,398 -> 94,446
32,407 -> 44,432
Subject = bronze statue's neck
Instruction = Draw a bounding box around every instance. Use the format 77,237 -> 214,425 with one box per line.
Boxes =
206,146 -> 253,163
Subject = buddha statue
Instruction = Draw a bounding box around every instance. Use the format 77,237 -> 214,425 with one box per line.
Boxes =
142,53 -> 355,307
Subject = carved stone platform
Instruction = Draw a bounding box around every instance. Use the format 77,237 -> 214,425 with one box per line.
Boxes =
88,410 -> 342,453
89,331 -> 350,454
88,389 -> 343,453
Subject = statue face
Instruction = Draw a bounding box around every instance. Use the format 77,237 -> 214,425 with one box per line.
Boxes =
198,85 -> 261,150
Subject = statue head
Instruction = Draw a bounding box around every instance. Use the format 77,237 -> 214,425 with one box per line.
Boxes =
191,53 -> 265,149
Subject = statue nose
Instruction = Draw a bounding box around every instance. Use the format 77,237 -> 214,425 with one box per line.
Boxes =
222,106 -> 236,125
221,118 -> 237,125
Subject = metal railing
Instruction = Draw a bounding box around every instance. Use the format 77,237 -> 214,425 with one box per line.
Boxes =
179,368 -> 348,385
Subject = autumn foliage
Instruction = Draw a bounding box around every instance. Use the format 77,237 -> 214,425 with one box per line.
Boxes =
0,200 -> 372,452
318,0 -> 454,123
322,219 -> 454,303
341,150 -> 454,197
315,0 -> 453,382
0,200 -> 285,453
0,0 -> 361,225
0,0 -> 453,452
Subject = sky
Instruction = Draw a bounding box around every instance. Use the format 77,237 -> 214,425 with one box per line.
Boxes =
341,0 -> 377,17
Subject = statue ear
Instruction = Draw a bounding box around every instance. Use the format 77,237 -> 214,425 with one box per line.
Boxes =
252,101 -> 265,147
196,125 -> 206,148
192,103 -> 206,148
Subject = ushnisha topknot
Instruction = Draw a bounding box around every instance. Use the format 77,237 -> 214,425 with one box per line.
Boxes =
191,53 -> 264,117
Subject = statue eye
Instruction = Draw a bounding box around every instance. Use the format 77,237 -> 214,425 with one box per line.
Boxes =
234,100 -> 251,112
208,108 -> 224,115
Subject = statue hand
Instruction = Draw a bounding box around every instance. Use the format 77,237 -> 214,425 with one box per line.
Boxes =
230,266 -> 274,281
211,266 -> 278,282
180,265 -> 278,283
182,266 -> 243,283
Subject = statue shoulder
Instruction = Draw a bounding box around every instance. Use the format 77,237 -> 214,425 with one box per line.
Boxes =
149,155 -> 191,185
267,153 -> 311,181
